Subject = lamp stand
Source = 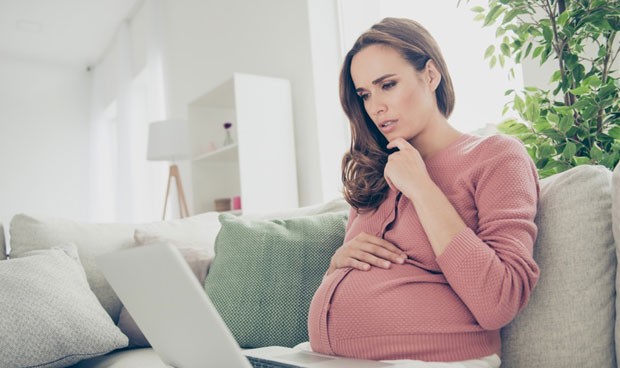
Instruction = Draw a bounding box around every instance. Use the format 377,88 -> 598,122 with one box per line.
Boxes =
162,164 -> 190,220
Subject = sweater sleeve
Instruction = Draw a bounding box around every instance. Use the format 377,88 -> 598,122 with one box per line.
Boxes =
435,137 -> 540,331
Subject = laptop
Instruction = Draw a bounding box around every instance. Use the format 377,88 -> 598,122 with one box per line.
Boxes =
97,243 -> 396,368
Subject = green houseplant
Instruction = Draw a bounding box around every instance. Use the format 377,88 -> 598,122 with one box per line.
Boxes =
462,0 -> 619,177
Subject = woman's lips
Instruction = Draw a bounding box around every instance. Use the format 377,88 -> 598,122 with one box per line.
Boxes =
380,119 -> 397,133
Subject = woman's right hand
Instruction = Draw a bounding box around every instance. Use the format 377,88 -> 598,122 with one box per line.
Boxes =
326,232 -> 407,275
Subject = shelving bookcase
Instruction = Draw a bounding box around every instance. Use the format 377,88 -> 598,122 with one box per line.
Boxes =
188,73 -> 299,214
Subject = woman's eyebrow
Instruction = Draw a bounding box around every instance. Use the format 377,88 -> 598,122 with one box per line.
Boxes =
372,74 -> 396,85
355,74 -> 397,94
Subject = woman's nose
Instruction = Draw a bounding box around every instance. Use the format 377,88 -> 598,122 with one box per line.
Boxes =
368,97 -> 387,116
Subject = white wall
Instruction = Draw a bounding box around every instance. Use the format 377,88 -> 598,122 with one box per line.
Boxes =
306,0 -> 349,202
0,0 -> 340,236
0,55 -> 90,232
161,0 -> 324,207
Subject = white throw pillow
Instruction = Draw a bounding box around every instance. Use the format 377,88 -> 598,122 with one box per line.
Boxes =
0,244 -> 128,368
9,214 -> 136,320
133,211 -> 221,255
501,165 -> 615,367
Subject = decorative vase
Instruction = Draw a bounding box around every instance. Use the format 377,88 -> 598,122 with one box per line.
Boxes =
223,121 -> 233,146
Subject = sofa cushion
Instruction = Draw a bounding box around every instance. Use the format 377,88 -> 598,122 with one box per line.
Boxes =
500,165 -> 616,367
0,244 -> 128,368
243,197 -> 350,220
611,162 -> 620,363
133,211 -> 221,254
204,211 -> 348,348
9,211 -> 226,322
69,348 -> 167,368
9,214 -> 136,321
0,223 -> 5,260
119,200 -> 350,349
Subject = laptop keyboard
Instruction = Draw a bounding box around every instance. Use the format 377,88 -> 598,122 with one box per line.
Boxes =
247,355 -> 303,368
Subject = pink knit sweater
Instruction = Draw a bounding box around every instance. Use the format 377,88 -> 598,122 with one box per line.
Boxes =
308,134 -> 540,362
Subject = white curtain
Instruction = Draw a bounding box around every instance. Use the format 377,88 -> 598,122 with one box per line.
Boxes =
88,0 -> 168,223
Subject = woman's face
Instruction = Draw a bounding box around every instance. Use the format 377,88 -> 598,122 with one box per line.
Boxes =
350,44 -> 441,144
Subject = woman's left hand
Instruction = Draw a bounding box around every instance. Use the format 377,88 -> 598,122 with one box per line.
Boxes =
384,138 -> 431,198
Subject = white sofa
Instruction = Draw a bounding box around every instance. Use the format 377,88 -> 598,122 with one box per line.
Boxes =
0,163 -> 618,368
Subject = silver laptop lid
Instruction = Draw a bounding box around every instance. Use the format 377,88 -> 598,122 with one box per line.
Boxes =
97,243 -> 252,368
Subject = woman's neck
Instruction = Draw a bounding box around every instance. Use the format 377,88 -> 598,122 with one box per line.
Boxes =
409,117 -> 463,160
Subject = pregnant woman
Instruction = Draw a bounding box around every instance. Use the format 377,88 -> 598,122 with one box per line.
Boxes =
307,17 -> 540,368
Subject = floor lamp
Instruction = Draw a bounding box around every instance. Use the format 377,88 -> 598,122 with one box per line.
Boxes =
147,119 -> 191,220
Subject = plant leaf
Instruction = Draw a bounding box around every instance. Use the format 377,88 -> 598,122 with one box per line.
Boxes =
559,115 -> 574,133
591,145 -> 604,161
608,126 -> 620,140
532,45 -> 544,58
524,42 -> 533,58
513,94 -> 525,113
557,10 -> 570,27
562,141 -> 577,160
547,113 -> 559,124
484,45 -> 495,59
584,75 -> 602,88
484,4 -> 504,27
474,13 -> 486,22
570,85 -> 590,95
533,119 -> 552,131
500,43 -> 511,56
573,156 -> 591,165
542,25 -> 553,43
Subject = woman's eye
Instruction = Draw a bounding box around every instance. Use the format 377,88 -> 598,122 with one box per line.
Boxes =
382,81 -> 396,90
359,93 -> 369,101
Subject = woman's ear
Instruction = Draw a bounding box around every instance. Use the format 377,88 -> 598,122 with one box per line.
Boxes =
425,59 -> 442,92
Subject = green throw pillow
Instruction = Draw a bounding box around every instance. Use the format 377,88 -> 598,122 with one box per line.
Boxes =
204,211 -> 348,348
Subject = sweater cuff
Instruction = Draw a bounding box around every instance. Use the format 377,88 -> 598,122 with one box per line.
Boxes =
436,227 -> 485,272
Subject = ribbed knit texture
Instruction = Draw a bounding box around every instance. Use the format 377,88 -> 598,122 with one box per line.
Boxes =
308,134 -> 540,362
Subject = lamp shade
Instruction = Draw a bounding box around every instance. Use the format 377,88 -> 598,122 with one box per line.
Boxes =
146,119 -> 191,161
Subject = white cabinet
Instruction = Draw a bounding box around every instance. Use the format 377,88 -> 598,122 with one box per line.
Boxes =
188,73 -> 299,214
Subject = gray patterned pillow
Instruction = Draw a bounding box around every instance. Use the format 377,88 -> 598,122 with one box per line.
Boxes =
0,244 -> 128,368
9,214 -> 136,321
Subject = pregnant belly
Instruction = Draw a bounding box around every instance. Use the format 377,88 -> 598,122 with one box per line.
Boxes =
327,264 -> 480,341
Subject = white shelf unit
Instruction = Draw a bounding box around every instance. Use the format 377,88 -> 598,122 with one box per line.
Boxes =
188,73 -> 299,214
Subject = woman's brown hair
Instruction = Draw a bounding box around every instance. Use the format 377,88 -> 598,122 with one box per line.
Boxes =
340,17 -> 455,212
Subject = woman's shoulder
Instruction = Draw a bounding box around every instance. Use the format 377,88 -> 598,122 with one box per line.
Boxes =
466,133 -> 529,159
463,134 -> 536,182
470,133 -> 524,149
427,133 -> 532,172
